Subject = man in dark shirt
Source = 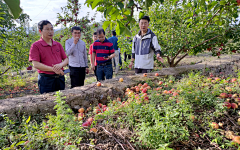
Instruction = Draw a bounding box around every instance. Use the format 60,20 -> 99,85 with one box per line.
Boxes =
91,28 -> 115,81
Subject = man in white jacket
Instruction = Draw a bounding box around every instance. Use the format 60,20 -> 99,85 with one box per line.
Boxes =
129,16 -> 163,74
65,26 -> 89,88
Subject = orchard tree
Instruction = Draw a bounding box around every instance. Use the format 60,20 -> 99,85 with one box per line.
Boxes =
148,0 -> 240,67
85,0 -> 163,35
86,0 -> 240,67
0,0 -> 36,75
55,0 -> 98,49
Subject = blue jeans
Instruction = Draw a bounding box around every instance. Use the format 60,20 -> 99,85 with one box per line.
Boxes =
96,64 -> 113,81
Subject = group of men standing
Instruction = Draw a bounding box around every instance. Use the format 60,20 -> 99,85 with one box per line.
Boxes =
29,16 -> 163,94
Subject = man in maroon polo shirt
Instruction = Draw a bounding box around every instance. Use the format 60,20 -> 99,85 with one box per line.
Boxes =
29,20 -> 69,94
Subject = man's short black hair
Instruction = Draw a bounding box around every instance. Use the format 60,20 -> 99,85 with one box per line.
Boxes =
71,26 -> 82,32
93,32 -> 97,35
38,20 -> 52,31
139,16 -> 150,23
112,30 -> 116,36
96,28 -> 105,35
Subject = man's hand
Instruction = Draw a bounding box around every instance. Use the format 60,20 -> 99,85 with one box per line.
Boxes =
157,56 -> 164,63
103,56 -> 110,60
52,64 -> 62,71
52,68 -> 64,75
129,61 -> 133,68
91,64 -> 95,71
73,37 -> 79,44
86,68 -> 89,74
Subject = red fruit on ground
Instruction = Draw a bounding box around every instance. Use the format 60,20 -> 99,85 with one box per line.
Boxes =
78,108 -> 84,113
220,93 -> 228,98
119,78 -> 123,82
211,122 -> 219,129
167,91 -> 172,94
90,128 -> 97,133
228,94 -> 232,98
95,109 -> 101,114
143,83 -> 148,87
98,103 -> 102,108
143,73 -> 147,77
232,136 -> 240,144
96,82 -> 101,86
155,73 -> 159,77
158,81 -> 163,85
224,102 -> 231,109
231,103 -> 238,109
87,117 -> 93,122
82,121 -> 91,127
173,92 -> 179,97
142,88 -> 147,93
136,87 -> 140,92
231,78 -> 237,82
117,97 -> 121,102
215,77 -> 220,81
207,47 -> 212,51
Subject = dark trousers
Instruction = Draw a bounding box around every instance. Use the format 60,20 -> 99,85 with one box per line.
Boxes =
124,52 -> 131,62
135,68 -> 152,74
69,66 -> 86,88
38,74 -> 65,94
94,66 -> 98,81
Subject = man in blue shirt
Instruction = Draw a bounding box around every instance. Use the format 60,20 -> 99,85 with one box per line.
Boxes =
108,31 -> 122,74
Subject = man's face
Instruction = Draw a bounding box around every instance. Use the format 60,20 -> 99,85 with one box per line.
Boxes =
92,34 -> 98,42
72,29 -> 81,39
98,32 -> 105,42
139,19 -> 149,33
40,23 -> 54,39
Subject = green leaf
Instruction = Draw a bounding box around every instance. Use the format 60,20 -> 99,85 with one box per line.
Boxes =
128,0 -> 134,7
111,11 -> 119,20
208,1 -> 218,11
3,0 -> 22,19
92,0 -> 102,9
26,116 -> 31,123
117,2 -> 124,10
116,21 -> 125,35
139,11 -> 144,20
123,27 -> 132,36
106,6 -> 114,15
102,21 -> 111,30
16,141 -> 25,146
145,0 -> 153,9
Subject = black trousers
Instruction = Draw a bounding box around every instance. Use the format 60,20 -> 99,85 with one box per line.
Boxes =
94,66 -> 98,81
135,68 -> 152,74
69,66 -> 86,88
38,74 -> 65,94
124,52 -> 131,62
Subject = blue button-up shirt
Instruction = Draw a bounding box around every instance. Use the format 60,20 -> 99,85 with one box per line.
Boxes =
108,36 -> 118,50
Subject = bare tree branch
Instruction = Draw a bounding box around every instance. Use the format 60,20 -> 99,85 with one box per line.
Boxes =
0,67 -> 11,76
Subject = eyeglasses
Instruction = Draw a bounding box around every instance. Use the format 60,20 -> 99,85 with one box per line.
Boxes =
43,29 -> 54,32
73,32 -> 81,34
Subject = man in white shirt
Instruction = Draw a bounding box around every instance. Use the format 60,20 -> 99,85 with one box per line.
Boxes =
65,26 -> 89,88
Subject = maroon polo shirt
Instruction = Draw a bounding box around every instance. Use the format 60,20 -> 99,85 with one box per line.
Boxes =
29,38 -> 67,74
